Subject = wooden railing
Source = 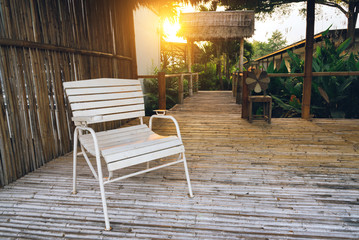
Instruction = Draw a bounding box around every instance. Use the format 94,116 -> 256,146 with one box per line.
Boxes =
233,71 -> 359,119
138,72 -> 199,109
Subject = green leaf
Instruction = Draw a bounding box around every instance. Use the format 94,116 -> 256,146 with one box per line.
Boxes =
278,60 -> 289,73
267,61 -> 275,73
287,50 -> 301,69
312,59 -> 321,72
338,78 -> 352,93
336,38 -> 351,55
322,25 -> 332,37
348,53 -> 357,70
271,94 -> 301,113
318,87 -> 330,103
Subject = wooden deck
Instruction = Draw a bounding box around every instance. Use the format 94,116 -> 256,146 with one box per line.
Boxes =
1,91 -> 358,239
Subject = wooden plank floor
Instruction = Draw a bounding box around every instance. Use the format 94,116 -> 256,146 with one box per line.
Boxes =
0,91 -> 358,239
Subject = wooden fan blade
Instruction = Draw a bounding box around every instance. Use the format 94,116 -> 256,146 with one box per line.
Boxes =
259,71 -> 269,81
246,77 -> 257,85
259,82 -> 269,92
259,76 -> 270,83
254,68 -> 261,79
254,83 -> 262,93
247,71 -> 257,80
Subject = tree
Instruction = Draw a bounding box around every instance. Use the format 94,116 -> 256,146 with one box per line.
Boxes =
197,42 -> 215,72
252,30 -> 287,59
268,30 -> 287,51
218,0 -> 359,46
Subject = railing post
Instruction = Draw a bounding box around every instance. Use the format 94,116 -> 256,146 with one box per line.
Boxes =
241,71 -> 249,119
302,0 -> 315,120
189,74 -> 193,97
194,73 -> 199,93
232,73 -> 237,97
232,73 -> 234,97
158,72 -> 166,110
236,73 -> 242,104
178,74 -> 184,104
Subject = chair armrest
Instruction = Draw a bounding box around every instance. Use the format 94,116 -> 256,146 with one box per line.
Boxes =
72,115 -> 103,125
153,109 -> 167,115
149,114 -> 182,141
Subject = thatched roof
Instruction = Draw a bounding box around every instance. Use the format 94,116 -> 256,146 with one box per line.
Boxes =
179,11 -> 255,41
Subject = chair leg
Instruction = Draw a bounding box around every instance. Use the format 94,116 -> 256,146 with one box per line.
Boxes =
98,177 -> 111,231
182,153 -> 193,198
264,102 -> 268,122
249,100 -> 253,123
95,153 -> 111,231
268,99 -> 272,124
72,129 -> 79,195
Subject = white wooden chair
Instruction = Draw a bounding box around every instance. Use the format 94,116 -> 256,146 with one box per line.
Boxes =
63,78 -> 193,230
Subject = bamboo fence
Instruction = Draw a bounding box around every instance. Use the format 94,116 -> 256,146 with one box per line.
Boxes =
0,0 -> 138,187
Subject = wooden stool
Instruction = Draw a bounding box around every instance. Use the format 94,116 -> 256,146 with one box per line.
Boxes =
248,95 -> 272,123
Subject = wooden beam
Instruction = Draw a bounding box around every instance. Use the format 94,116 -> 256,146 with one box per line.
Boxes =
302,0 -> 315,120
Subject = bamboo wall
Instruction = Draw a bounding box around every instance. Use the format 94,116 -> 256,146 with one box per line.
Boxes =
0,0 -> 138,187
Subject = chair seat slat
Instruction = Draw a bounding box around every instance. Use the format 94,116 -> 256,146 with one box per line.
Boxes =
71,98 -> 144,111
68,92 -> 143,103
80,130 -> 154,154
104,138 -> 183,163
66,85 -> 141,95
106,146 -> 185,171
102,136 -> 178,156
63,78 -> 140,88
73,104 -> 144,117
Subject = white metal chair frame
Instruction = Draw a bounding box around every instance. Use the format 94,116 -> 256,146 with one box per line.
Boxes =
64,78 -> 193,231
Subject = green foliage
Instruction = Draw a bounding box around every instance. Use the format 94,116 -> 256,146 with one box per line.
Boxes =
143,78 -> 159,116
142,75 -> 181,116
266,33 -> 359,118
252,30 -> 287,59
268,30 -> 287,52
310,34 -> 356,118
222,40 -> 254,65
266,53 -> 303,118
193,62 -> 221,90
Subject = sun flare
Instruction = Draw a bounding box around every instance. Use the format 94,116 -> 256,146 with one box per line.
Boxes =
162,19 -> 186,43
162,4 -> 196,43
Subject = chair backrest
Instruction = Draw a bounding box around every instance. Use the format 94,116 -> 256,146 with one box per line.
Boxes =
63,78 -> 145,125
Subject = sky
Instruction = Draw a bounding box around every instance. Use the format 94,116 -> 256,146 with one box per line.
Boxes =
164,2 -> 351,46
251,2 -> 349,44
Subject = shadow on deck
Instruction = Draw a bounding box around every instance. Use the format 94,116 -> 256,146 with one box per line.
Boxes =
1,91 -> 358,239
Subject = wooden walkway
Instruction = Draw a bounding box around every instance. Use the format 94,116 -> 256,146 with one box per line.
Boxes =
1,91 -> 359,239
